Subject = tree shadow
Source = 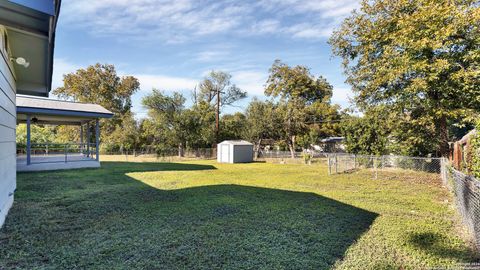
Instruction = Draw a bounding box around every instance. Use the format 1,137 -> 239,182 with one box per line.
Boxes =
4,162 -> 378,269
408,232 -> 479,261
100,161 -> 217,173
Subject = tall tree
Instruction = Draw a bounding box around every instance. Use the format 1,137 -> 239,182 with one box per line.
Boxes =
330,0 -> 480,156
298,102 -> 343,149
265,60 -> 334,157
198,71 -> 247,144
106,112 -> 140,153
54,64 -> 139,114
341,107 -> 393,155
142,89 -> 188,156
244,98 -> 281,158
142,89 -> 216,156
53,63 -> 140,143
219,112 -> 247,142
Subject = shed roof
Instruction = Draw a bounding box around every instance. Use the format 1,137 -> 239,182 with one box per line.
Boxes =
218,140 -> 254,146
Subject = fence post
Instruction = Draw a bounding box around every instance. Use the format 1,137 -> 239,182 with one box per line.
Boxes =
328,155 -> 331,175
65,144 -> 68,163
335,154 -> 338,174
26,114 -> 31,165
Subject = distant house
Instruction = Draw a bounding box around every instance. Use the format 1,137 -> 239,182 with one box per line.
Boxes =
312,137 -> 345,153
451,129 -> 477,173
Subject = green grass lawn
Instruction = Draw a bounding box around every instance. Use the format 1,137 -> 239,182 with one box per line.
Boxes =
0,161 -> 478,269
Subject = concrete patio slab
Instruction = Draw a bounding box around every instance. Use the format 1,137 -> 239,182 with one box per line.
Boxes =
17,154 -> 100,172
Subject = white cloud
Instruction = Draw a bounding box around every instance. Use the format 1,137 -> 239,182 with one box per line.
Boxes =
286,24 -> 334,39
52,59 -> 198,94
59,0 -> 360,42
249,19 -> 281,34
51,58 -> 81,89
231,70 -> 268,96
331,86 -> 354,108
259,0 -> 359,17
195,50 -> 230,62
133,74 -> 198,93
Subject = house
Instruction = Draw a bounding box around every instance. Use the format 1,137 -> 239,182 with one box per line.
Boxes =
0,0 -> 61,227
0,0 -> 112,228
451,129 -> 477,173
316,137 -> 345,152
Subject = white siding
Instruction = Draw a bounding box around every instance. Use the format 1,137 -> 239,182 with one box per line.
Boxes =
0,27 -> 16,228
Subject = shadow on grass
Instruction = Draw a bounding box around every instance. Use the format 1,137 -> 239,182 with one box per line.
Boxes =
408,232 -> 479,261
4,162 -> 376,269
100,161 -> 217,172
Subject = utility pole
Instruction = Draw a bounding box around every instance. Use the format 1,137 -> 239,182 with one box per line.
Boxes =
212,88 -> 224,146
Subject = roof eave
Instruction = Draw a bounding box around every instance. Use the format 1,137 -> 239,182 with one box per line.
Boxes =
17,106 -> 114,119
1,0 -> 61,97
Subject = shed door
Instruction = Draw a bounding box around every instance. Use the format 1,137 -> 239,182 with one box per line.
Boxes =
221,144 -> 230,163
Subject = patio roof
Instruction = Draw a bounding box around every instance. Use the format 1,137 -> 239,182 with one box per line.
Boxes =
16,95 -> 114,125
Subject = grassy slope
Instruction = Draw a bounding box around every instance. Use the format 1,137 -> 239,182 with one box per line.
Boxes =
0,161 -> 477,269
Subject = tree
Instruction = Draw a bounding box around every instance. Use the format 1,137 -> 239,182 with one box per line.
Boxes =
198,71 -> 247,144
198,71 -> 247,107
219,112 -> 247,142
142,89 -> 188,156
298,102 -> 343,149
244,98 -> 281,158
330,0 -> 480,156
106,112 -> 140,154
142,89 -> 216,156
189,101 -> 216,149
16,124 -> 56,148
53,63 -> 140,141
341,107 -> 393,155
265,60 -> 334,157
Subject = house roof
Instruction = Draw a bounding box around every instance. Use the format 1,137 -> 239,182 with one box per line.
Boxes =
458,129 -> 477,145
218,140 -> 254,146
0,0 -> 61,96
321,137 -> 345,143
16,95 -> 113,125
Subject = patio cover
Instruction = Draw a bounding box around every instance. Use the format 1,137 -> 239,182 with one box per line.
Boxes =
16,95 -> 113,125
16,95 -> 113,165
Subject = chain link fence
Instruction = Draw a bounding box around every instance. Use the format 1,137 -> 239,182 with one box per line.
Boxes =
441,159 -> 480,249
327,154 -> 442,180
328,154 -> 480,250
100,148 -> 216,162
257,150 -> 331,164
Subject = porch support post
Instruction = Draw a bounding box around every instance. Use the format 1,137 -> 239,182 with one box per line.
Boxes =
26,114 -> 31,165
95,119 -> 100,161
86,122 -> 90,157
80,124 -> 84,155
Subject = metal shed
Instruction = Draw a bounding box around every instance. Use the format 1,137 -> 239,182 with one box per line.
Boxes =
217,140 -> 254,163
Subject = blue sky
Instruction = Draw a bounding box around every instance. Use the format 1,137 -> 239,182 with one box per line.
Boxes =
51,0 -> 359,118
